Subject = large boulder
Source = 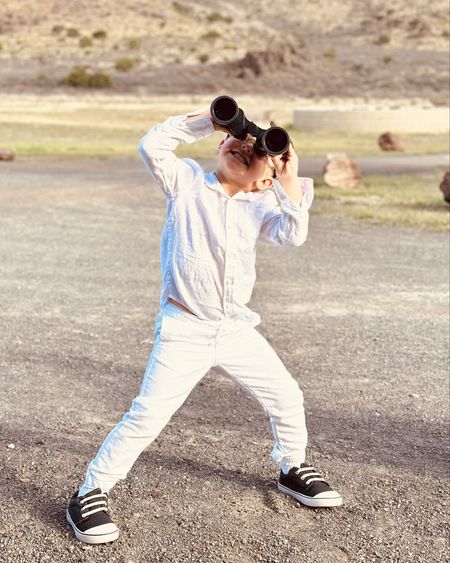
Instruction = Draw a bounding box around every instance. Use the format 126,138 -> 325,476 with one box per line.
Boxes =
439,170 -> 450,204
236,43 -> 301,78
0,148 -> 15,161
378,132 -> 405,151
323,153 -> 363,188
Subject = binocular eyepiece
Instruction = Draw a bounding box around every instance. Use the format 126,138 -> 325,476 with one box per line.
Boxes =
210,95 -> 290,157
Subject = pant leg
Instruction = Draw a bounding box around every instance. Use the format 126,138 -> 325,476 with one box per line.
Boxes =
214,325 -> 308,474
79,307 -> 215,495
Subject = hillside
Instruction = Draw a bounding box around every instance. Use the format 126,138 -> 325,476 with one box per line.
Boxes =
0,0 -> 448,102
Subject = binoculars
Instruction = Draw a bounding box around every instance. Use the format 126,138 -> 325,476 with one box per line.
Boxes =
210,95 -> 290,157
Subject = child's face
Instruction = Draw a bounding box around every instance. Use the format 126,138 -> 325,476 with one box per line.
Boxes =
216,134 -> 276,192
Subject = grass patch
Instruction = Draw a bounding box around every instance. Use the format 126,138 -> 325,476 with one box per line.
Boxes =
66,27 -> 80,38
206,11 -> 233,23
1,100 -> 447,231
312,173 -> 449,231
92,30 -> 107,40
201,30 -> 220,41
79,36 -> 93,48
375,34 -> 391,45
60,67 -> 113,88
0,122 -> 136,157
283,128 -> 449,157
115,57 -> 135,72
127,38 -> 141,50
0,100 -> 448,160
172,1 -> 192,15
323,48 -> 336,58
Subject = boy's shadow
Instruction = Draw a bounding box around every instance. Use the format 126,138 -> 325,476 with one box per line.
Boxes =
2,427 -> 282,538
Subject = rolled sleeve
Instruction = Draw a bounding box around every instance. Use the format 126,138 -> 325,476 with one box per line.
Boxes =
138,108 -> 215,198
259,177 -> 314,247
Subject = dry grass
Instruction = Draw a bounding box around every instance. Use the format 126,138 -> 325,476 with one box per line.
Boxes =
0,95 -> 448,158
312,172 -> 449,231
1,94 -> 448,232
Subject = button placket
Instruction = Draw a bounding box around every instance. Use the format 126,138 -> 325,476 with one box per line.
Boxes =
223,199 -> 236,316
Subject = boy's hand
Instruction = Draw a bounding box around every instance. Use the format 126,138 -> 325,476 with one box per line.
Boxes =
268,118 -> 302,202
186,109 -> 228,133
270,142 -> 303,204
270,142 -> 299,183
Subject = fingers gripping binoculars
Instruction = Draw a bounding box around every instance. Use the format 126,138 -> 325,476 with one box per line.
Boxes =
210,95 -> 290,157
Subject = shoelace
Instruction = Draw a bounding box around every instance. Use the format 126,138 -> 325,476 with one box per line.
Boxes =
294,466 -> 327,486
79,492 -> 108,519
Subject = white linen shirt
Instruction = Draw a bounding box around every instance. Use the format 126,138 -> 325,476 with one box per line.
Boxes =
138,110 -> 314,326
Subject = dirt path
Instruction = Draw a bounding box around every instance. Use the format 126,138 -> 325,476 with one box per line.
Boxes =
0,159 -> 448,562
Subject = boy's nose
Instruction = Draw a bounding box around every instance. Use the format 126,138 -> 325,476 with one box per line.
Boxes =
240,140 -> 253,155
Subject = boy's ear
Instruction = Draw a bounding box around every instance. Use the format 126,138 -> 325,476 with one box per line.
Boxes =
253,176 -> 274,191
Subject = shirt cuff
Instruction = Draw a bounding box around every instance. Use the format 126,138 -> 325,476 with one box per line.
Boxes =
178,107 -> 215,139
299,177 -> 314,211
272,177 -> 314,216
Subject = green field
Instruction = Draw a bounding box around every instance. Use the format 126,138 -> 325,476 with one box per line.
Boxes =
312,172 -> 449,232
1,120 -> 448,159
1,97 -> 448,158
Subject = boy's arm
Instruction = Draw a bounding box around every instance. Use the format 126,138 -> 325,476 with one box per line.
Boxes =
258,177 -> 314,247
259,143 -> 313,246
138,108 -> 216,198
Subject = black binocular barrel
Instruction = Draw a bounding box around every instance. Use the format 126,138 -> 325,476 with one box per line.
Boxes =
210,95 -> 239,125
261,127 -> 290,156
210,95 -> 290,156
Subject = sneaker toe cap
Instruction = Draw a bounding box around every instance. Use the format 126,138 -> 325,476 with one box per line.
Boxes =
313,490 -> 342,500
88,523 -> 118,536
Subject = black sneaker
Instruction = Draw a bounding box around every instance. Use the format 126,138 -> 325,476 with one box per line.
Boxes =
277,463 -> 343,508
66,488 -> 119,544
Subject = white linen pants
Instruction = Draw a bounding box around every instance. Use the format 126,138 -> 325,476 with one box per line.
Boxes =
79,301 -> 308,495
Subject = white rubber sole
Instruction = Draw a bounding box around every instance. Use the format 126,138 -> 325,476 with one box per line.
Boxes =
66,510 -> 119,544
277,482 -> 343,508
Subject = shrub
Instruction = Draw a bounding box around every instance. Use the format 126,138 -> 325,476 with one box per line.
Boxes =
92,30 -> 107,40
172,1 -> 191,15
206,11 -> 233,23
79,36 -> 93,48
0,42 -> 2,51
66,27 -> 80,37
89,72 -> 113,88
62,66 -> 91,87
61,67 -> 113,88
201,30 -> 220,41
127,38 -> 141,50
442,29 -> 450,38
198,53 -> 209,63
382,55 -> 393,64
323,48 -> 336,58
115,57 -> 135,72
376,34 -> 390,45
52,24 -> 64,34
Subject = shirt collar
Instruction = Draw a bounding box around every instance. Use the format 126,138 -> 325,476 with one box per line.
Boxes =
204,171 -> 269,201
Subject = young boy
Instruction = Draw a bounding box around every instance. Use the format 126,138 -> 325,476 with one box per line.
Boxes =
66,100 -> 342,545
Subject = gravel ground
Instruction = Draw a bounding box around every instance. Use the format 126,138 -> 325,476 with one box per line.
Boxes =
0,158 -> 448,563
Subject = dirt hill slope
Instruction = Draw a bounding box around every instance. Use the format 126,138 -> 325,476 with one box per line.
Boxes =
0,0 -> 448,102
